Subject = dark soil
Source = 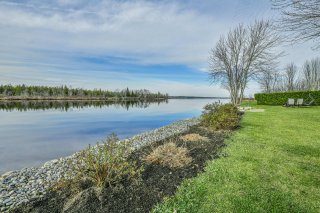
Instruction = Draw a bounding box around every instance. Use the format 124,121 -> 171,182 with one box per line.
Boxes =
14,125 -> 227,213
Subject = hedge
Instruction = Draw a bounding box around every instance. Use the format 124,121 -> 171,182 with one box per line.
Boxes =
254,90 -> 320,105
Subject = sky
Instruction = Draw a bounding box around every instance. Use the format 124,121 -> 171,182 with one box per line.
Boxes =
0,0 -> 319,97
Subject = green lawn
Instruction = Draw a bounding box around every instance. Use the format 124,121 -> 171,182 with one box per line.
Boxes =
153,106 -> 320,213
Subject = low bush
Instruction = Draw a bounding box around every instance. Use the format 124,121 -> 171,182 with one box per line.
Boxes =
144,142 -> 192,168
71,133 -> 143,187
201,103 -> 240,130
254,90 -> 320,105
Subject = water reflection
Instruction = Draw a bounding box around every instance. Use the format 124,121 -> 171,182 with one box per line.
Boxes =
0,99 -> 168,112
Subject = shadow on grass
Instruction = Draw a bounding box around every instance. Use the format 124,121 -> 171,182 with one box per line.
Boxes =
281,144 -> 320,158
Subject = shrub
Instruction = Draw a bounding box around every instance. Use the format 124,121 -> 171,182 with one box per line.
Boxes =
179,133 -> 208,142
144,142 -> 192,168
254,90 -> 320,105
201,103 -> 240,130
71,133 -> 143,187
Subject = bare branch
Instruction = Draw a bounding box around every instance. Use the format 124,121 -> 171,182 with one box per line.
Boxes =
272,0 -> 320,49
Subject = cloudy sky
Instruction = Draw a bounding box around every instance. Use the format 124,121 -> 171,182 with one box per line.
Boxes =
0,0 -> 318,96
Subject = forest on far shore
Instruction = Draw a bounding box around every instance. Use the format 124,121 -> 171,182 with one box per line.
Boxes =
0,84 -> 169,100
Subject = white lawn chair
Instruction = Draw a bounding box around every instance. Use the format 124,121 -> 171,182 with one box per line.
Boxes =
285,98 -> 295,107
296,99 -> 303,107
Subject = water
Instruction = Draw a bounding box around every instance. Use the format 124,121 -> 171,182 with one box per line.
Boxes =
0,98 -> 228,174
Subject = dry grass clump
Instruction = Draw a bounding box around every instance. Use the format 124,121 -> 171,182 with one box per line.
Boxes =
179,133 -> 208,142
144,142 -> 192,168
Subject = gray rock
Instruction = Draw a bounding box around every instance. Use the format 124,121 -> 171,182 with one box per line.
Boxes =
3,198 -> 12,204
1,171 -> 13,178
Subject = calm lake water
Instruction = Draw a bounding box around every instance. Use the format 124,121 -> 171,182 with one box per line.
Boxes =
0,98 -> 228,174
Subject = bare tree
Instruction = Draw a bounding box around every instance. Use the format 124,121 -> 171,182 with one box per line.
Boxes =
265,57 -> 320,93
284,63 -> 298,91
259,70 -> 274,93
303,58 -> 320,90
295,71 -> 307,91
258,68 -> 281,93
272,0 -> 320,48
272,72 -> 282,91
273,74 -> 287,92
209,20 -> 282,105
310,58 -> 320,90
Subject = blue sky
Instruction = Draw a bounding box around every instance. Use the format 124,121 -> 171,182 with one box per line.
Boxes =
0,0 -> 318,96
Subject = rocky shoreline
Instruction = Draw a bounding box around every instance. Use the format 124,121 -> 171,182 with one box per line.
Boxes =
0,118 -> 199,212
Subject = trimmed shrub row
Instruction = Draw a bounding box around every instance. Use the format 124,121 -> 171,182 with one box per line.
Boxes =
254,90 -> 320,105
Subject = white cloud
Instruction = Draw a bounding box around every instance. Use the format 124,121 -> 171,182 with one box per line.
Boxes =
57,0 -> 84,6
0,0 -> 225,66
0,0 -> 319,96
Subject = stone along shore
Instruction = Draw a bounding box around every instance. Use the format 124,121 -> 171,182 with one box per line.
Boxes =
0,118 -> 199,212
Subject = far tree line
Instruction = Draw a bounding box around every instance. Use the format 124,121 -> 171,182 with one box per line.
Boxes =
0,85 -> 169,100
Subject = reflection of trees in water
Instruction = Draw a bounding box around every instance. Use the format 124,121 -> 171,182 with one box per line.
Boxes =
0,99 -> 169,112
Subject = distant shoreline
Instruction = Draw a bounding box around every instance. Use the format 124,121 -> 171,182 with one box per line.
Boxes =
0,96 -> 228,101
169,96 -> 229,99
0,96 -> 167,101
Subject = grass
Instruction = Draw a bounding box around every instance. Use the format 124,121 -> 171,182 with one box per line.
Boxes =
144,142 -> 192,168
240,100 -> 258,107
153,106 -> 320,213
179,133 -> 208,142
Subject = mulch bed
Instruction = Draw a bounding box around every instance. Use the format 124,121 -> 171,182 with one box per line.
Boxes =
14,125 -> 227,213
